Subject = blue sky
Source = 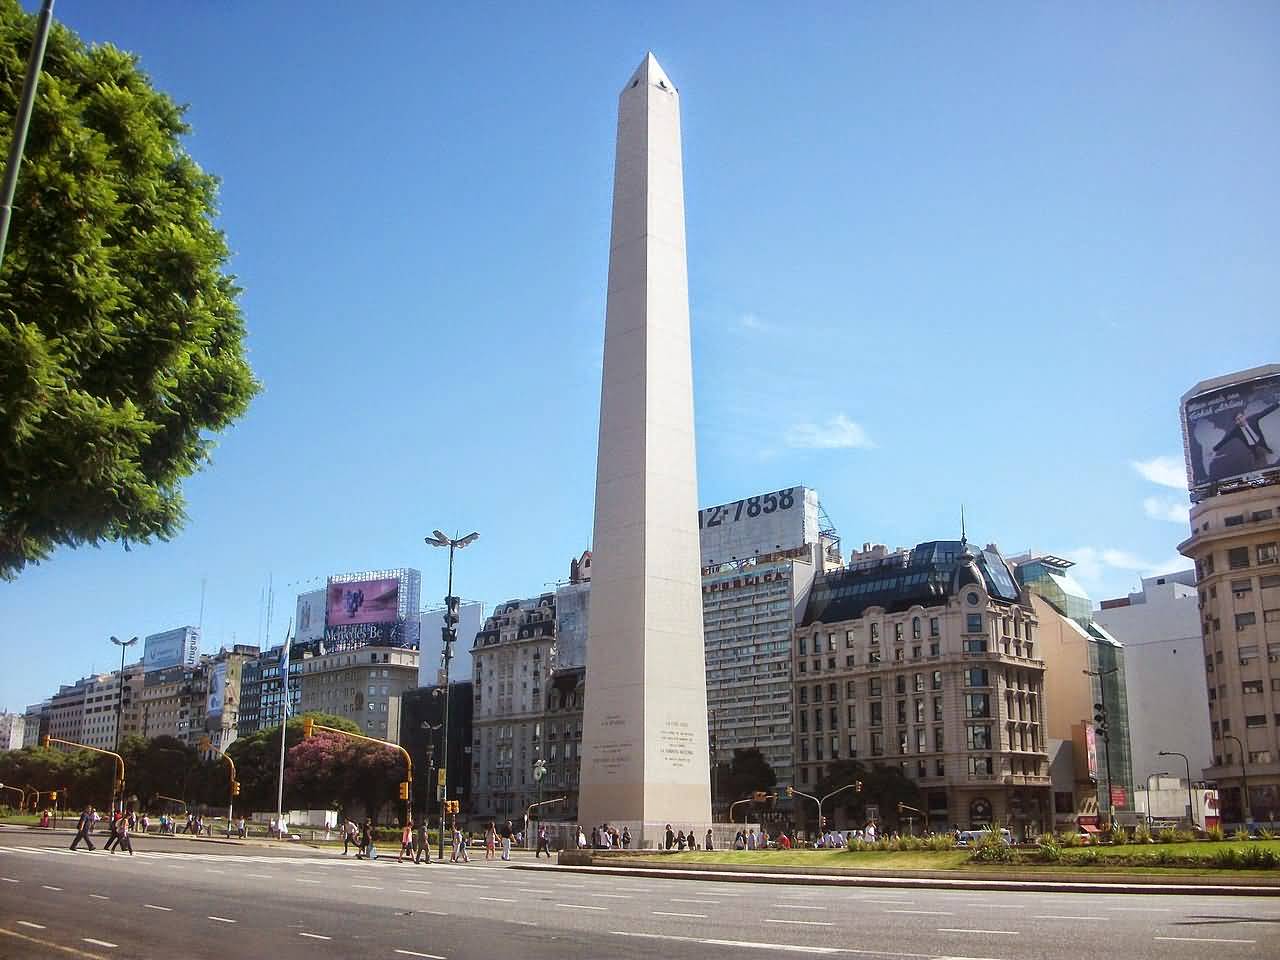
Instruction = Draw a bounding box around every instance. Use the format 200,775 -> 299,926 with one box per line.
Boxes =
3,2 -> 1277,712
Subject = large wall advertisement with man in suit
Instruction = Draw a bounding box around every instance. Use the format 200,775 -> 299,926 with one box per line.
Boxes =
1182,372 -> 1280,500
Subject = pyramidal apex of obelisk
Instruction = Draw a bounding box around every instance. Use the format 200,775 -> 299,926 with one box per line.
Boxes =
579,53 -> 712,848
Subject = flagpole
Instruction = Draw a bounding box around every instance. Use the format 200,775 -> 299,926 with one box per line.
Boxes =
274,618 -> 294,839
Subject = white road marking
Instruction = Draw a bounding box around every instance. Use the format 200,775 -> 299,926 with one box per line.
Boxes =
1034,915 -> 1095,921
864,899 -> 913,905
83,937 -> 118,948
0,878 -> 17,883
478,896 -> 516,903
653,911 -> 708,919
89,894 -> 110,900
295,878 -> 321,884
244,874 -> 271,879
394,951 -> 445,959
611,931 -> 847,955
590,893 -> 632,899
455,883 -> 488,889
556,903 -> 607,910
298,932 -> 331,940
1154,937 -> 1257,945
937,928 -> 1019,936
423,910 -> 448,916
16,921 -> 45,930
352,884 -> 382,890
400,888 -> 435,895
1107,907 -> 1170,912
143,904 -> 172,911
764,919 -> 834,927
516,921 -> 537,926
670,898 -> 719,904
208,916 -> 237,923
205,869 -> 225,874
41,885 -> 61,891
888,910 -> 953,915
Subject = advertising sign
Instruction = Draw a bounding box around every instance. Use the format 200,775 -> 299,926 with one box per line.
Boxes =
143,627 -> 198,674
326,577 -> 400,627
1110,785 -> 1128,810
295,589 -> 325,643
1084,723 -> 1099,781
1182,370 -> 1280,498
698,486 -> 819,566
206,661 -> 227,718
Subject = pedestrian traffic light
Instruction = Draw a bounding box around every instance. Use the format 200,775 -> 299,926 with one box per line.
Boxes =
302,717 -> 314,739
398,781 -> 410,800
230,780 -> 240,798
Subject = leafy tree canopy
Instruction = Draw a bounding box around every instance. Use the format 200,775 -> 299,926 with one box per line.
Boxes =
0,0 -> 258,578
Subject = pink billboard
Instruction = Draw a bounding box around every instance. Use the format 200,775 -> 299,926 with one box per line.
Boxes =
326,577 -> 400,627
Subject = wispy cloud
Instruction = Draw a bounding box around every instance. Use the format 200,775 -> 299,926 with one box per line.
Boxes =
1142,496 -> 1190,524
785,414 -> 874,450
1066,545 -> 1190,591
1131,455 -> 1186,490
736,312 -> 775,334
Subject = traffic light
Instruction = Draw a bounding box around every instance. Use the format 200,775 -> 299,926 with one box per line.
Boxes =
1093,703 -> 1109,736
855,780 -> 863,793
786,785 -> 794,798
444,596 -> 460,627
302,717 -> 314,739
49,791 -> 57,802
752,790 -> 767,802
230,780 -> 240,798
398,781 -> 410,801
446,800 -> 460,815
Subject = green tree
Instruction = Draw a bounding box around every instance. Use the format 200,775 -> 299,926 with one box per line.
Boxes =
0,0 -> 258,578
814,759 -> 921,831
225,713 -> 360,814
721,747 -> 777,801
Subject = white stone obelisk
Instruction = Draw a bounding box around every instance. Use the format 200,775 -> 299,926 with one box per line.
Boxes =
579,53 -> 712,848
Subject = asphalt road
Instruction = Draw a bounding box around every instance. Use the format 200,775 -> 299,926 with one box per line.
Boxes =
1,828 -> 1278,960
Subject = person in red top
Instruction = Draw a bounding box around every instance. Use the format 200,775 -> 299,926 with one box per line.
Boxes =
778,832 -> 792,849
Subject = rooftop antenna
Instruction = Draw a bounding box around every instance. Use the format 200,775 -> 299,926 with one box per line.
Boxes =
198,576 -> 207,630
960,504 -> 967,544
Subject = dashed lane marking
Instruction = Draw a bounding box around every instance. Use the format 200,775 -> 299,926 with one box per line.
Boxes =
42,885 -> 63,891
352,884 -> 382,890
82,938 -> 117,948
589,893 -> 631,898
143,904 -> 171,911
887,910 -> 953,916
0,877 -> 17,883
1033,915 -> 1095,921
555,903 -> 606,911
16,921 -> 46,930
0,926 -> 111,959
394,950 -> 445,959
1154,937 -> 1257,945
478,897 -> 516,903
611,931 -> 875,955
89,894 -> 109,900
298,932 -> 331,940
937,928 -> 1019,936
208,916 -> 237,923
652,911 -> 708,919
764,919 -> 834,927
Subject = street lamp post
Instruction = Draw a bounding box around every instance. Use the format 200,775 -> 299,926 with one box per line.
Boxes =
708,708 -> 719,817
1084,667 -> 1118,828
425,529 -> 478,860
1223,733 -> 1251,827
1157,751 -> 1196,827
110,636 -> 138,812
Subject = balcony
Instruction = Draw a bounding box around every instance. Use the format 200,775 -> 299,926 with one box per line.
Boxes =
1002,774 -> 1052,786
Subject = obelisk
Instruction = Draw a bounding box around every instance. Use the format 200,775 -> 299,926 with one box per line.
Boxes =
579,53 -> 712,848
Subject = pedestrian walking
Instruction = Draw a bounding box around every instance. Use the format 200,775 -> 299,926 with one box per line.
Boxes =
113,813 -> 134,856
501,819 -> 514,861
621,825 -> 631,849
484,821 -> 497,860
451,823 -> 469,863
664,824 -> 675,850
70,806 -> 96,851
535,823 -> 552,858
414,819 -> 431,864
705,828 -> 713,851
342,818 -> 357,855
104,812 -> 121,852
398,820 -> 414,862
577,825 -> 587,849
358,818 -> 373,859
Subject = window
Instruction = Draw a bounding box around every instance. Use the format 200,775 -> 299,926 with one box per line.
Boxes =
968,756 -> 993,777
813,684 -> 823,702
963,637 -> 987,653
870,623 -> 880,643
1255,510 -> 1275,521
848,734 -> 857,755
846,654 -> 856,667
898,731 -> 909,755
934,727 -> 944,751
1262,574 -> 1280,589
912,645 -> 922,660
1266,610 -> 1280,624
1246,715 -> 1267,728
845,630 -> 855,648
799,712 -> 808,733
815,709 -> 824,732
931,670 -> 942,690
1225,514 -> 1245,527
914,699 -> 925,723
868,650 -> 881,664
929,617 -> 940,637
828,633 -> 837,652
965,668 -> 989,687
913,673 -> 925,693
933,696 -> 943,721
1249,750 -> 1273,765
871,732 -> 884,756
847,704 -> 857,725
799,661 -> 807,674
846,680 -> 857,696
828,683 -> 838,702
1228,547 -> 1250,570
799,636 -> 807,655
912,617 -> 922,639
799,687 -> 808,704
916,728 -> 927,752
896,700 -> 907,724
965,693 -> 991,718
1259,543 -> 1278,565
935,758 -> 945,776
870,702 -> 883,726
869,677 -> 882,696
966,613 -> 983,633
1232,579 -> 1253,594
1243,680 -> 1264,694
1236,612 -> 1257,630
895,675 -> 907,695
966,724 -> 992,750
800,739 -> 809,761
815,737 -> 824,760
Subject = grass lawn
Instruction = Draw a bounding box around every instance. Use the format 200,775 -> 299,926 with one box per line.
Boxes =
632,840 -> 1280,874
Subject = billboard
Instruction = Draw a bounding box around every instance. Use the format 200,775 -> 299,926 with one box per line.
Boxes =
144,627 -> 199,674
698,486 -> 819,567
295,589 -> 325,643
326,577 -> 400,627
416,600 -> 484,687
206,661 -> 227,718
1084,723 -> 1099,782
1182,369 -> 1280,499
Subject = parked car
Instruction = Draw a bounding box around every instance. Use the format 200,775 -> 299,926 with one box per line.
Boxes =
954,828 -> 1012,847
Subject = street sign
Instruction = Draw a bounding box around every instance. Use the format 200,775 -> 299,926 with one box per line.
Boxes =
865,804 -> 880,821
437,767 -> 446,786
533,760 -> 546,781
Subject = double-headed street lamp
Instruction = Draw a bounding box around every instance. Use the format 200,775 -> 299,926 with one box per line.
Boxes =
425,529 -> 478,860
1084,666 -> 1118,827
1157,750 -> 1196,827
110,636 -> 138,754
1223,733 -> 1251,826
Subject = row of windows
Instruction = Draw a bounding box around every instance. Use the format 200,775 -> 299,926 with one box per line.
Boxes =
1199,542 -> 1279,577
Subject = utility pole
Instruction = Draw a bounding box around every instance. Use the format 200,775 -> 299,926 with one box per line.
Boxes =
1085,667 -> 1119,829
0,0 -> 55,271
1157,750 -> 1195,828
1224,734 -> 1251,826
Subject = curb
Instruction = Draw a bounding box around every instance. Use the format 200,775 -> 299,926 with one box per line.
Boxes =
520,860 -> 1280,897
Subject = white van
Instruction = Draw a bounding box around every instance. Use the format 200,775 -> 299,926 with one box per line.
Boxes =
954,828 -> 1013,847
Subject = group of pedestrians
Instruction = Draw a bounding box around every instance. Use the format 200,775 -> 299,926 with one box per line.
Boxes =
481,820 -> 516,861
663,824 -> 706,850
68,806 -> 133,855
579,823 -> 631,849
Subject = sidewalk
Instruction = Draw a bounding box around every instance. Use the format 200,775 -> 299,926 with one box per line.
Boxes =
525,852 -> 1280,896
